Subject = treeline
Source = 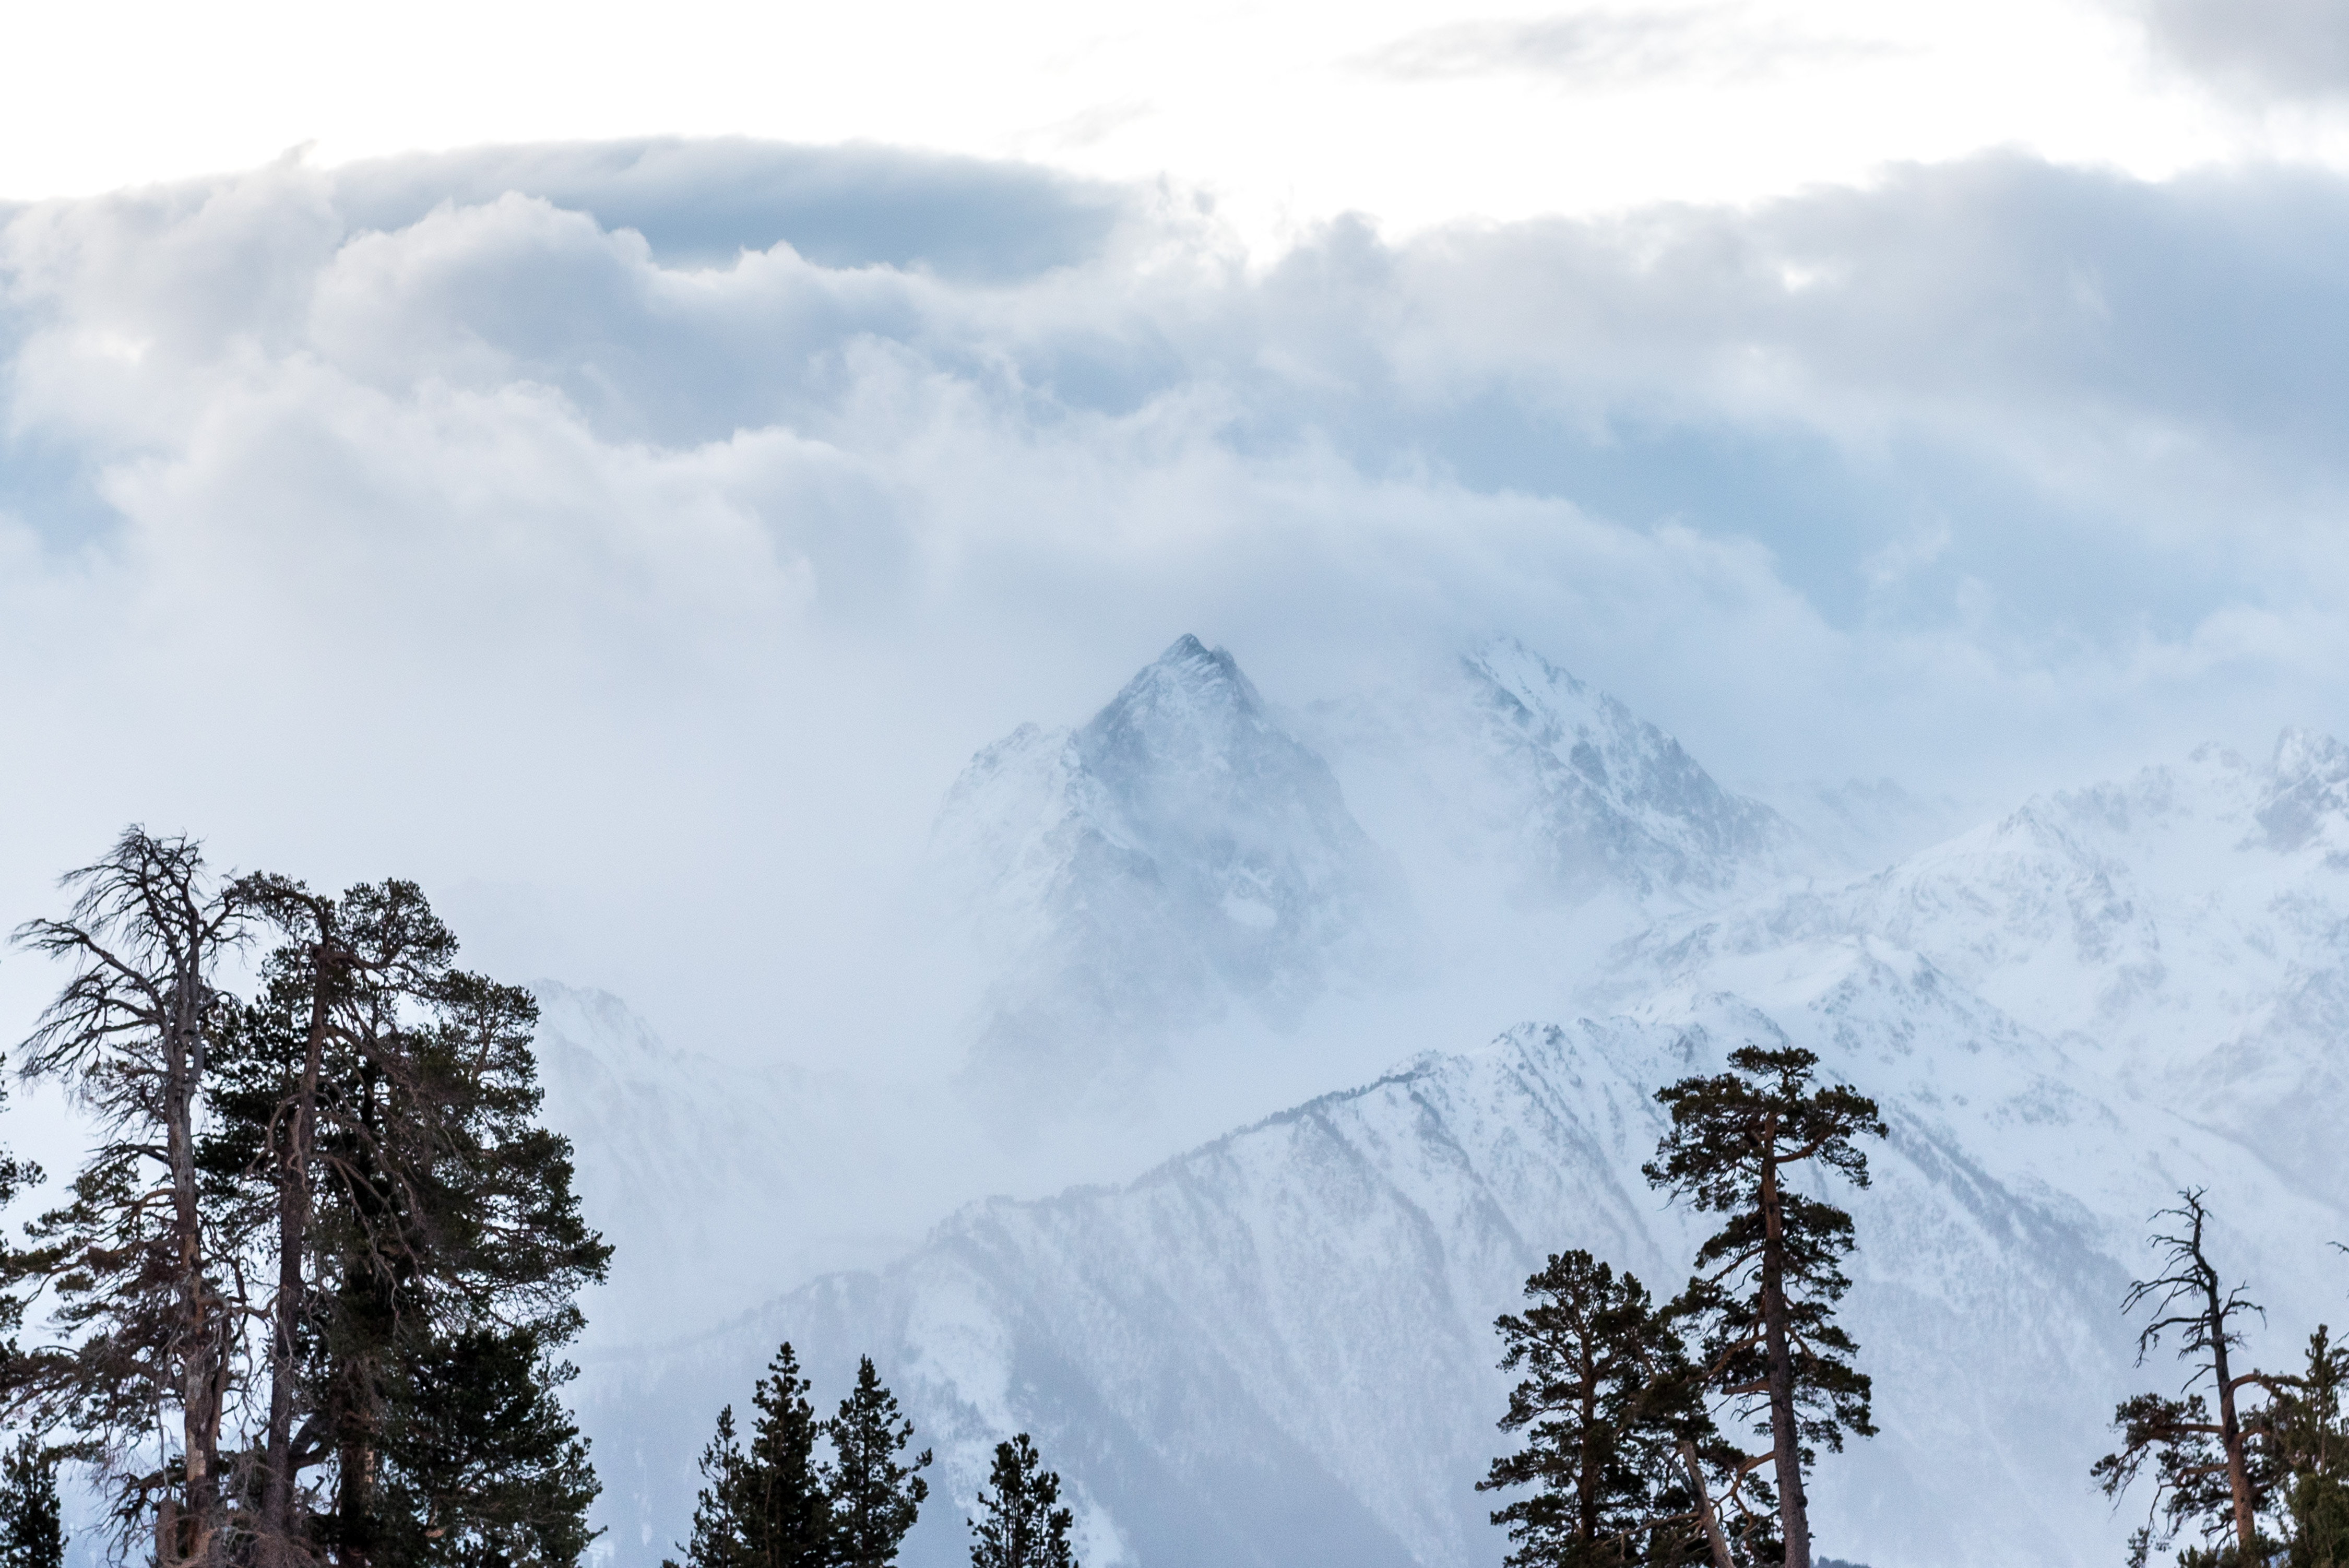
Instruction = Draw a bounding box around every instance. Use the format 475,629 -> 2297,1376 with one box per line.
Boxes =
0,829 -> 608,1568
1480,1048 -> 2349,1568
664,1342 -> 1075,1568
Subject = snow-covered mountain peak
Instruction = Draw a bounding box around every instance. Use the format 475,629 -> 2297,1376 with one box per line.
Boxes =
926,637 -> 1415,1100
2258,726 -> 2349,854
1078,634 -> 1266,773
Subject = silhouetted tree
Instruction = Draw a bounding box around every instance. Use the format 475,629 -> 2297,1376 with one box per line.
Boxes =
2094,1191 -> 2282,1568
967,1434 -> 1075,1568
1643,1043 -> 1884,1568
0,1435 -> 65,1568
673,1406 -> 752,1568
1479,1250 -> 1752,1567
671,1344 -> 830,1568
824,1358 -> 930,1567
1,829 -> 257,1567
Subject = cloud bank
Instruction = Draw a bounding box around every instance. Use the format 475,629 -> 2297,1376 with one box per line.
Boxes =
1,138 -> 2346,1068
2141,0 -> 2349,103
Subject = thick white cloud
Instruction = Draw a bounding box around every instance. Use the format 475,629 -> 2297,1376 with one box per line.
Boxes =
1,141 -> 2346,1064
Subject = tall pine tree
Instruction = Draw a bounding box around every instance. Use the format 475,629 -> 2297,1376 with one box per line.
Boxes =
1480,1250 -> 1758,1568
824,1358 -> 931,1568
967,1435 -> 1076,1568
1642,1044 -> 1883,1568
3,840 -> 609,1568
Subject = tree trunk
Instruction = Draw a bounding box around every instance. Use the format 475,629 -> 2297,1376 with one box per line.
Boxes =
1580,1340 -> 1600,1545
262,933 -> 336,1558
1760,1124 -> 1812,1568
165,975 -> 220,1568
2209,1281 -> 2259,1562
1681,1442 -> 1737,1568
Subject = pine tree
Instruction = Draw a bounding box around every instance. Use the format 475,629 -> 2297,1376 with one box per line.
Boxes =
2094,1190 -> 2283,1567
671,1344 -> 830,1568
0,1436 -> 65,1568
967,1435 -> 1076,1568
1478,1250 -> 1746,1568
374,1324 -> 601,1568
824,1358 -> 931,1568
201,877 -> 608,1567
1642,1043 -> 1884,1568
672,1406 -> 751,1568
744,1344 -> 830,1568
2267,1327 -> 2349,1568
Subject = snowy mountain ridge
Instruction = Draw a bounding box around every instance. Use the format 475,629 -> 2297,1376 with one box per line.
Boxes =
579,926 -> 2346,1567
543,637 -> 2349,1568
1606,729 -> 2349,1206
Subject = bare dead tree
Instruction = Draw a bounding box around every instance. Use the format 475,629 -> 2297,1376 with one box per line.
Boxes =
2094,1189 -> 2281,1565
4,828 -> 257,1568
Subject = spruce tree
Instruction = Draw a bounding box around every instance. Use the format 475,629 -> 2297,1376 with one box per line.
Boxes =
2267,1327 -> 2349,1568
672,1406 -> 751,1568
671,1344 -> 829,1568
2094,1190 -> 2283,1567
1642,1044 -> 1884,1568
967,1434 -> 1076,1568
824,1358 -> 931,1568
0,1436 -> 65,1568
1479,1250 -> 1746,1568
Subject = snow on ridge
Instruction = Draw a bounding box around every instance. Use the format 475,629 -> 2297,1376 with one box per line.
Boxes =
560,700 -> 2349,1568
1465,634 -> 1790,876
579,941 -> 2346,1568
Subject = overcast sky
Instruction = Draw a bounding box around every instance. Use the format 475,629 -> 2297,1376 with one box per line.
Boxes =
3,0 -> 2349,1071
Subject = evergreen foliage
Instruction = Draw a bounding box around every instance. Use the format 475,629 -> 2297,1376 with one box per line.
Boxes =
1478,1250 -> 1750,1567
670,1344 -> 832,1568
367,1323 -> 600,1568
0,1436 -> 64,1568
0,835 -> 608,1568
2270,1328 -> 2349,1568
967,1435 -> 1076,1568
825,1358 -> 931,1568
1642,1043 -> 1884,1568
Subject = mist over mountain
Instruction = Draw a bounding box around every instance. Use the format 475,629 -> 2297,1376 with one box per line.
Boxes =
929,635 -> 1416,1105
535,632 -> 2349,1567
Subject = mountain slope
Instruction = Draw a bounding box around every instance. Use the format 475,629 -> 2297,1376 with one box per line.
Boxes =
577,933 -> 2345,1567
1607,730 -> 2349,1206
1300,638 -> 1805,931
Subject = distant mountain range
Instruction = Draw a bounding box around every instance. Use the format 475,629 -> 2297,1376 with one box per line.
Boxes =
545,636 -> 2349,1567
